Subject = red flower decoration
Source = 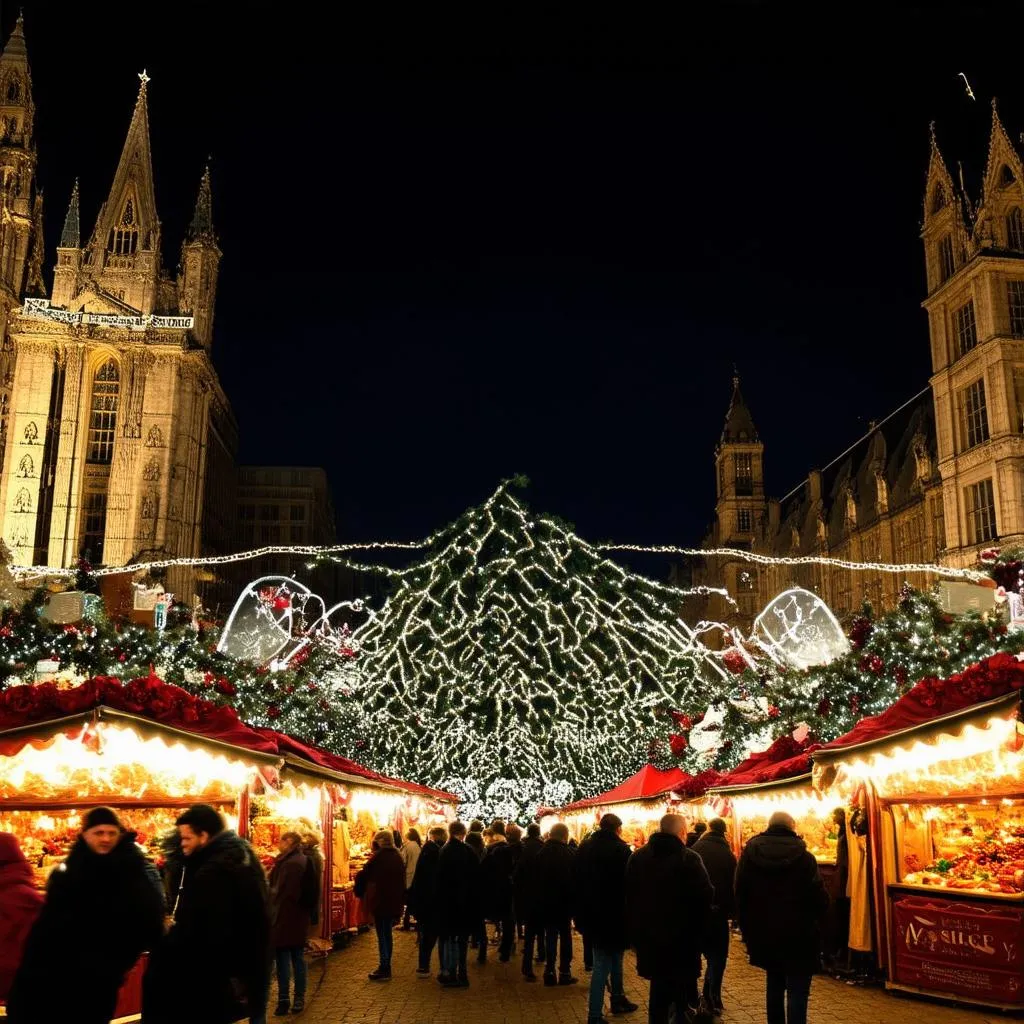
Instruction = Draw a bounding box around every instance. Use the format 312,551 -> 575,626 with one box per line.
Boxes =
267,705 -> 282,719
816,697 -> 831,717
767,705 -> 781,719
722,648 -> 748,675
669,733 -> 688,756
216,677 -> 236,696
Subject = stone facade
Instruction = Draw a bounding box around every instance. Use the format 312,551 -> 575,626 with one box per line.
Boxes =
0,19 -> 233,599
701,103 -> 1024,630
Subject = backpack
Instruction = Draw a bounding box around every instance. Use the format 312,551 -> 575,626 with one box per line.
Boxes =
300,855 -> 320,912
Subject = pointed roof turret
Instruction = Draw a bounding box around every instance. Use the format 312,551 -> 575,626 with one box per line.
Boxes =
187,165 -> 214,242
720,374 -> 759,445
982,97 -> 1024,203
0,12 -> 28,64
59,179 -> 79,248
88,70 -> 160,257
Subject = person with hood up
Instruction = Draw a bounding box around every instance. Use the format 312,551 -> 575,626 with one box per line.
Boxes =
685,821 -> 707,848
9,807 -> 165,1024
0,834 -> 43,1004
692,817 -> 736,1015
625,813 -> 712,1024
142,803 -> 270,1024
735,811 -> 829,1024
269,831 -> 310,1015
355,829 -> 406,981
535,822 -> 577,987
575,814 -> 638,1024
514,822 -> 546,980
409,826 -> 446,974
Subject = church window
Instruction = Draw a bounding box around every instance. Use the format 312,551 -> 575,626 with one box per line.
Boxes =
930,494 -> 945,557
737,509 -> 752,533
931,186 -> 947,214
290,504 -> 305,521
953,299 -> 977,359
1001,165 -> 1017,188
86,359 -> 120,464
718,459 -> 725,496
5,79 -> 18,102
1014,368 -> 1024,433
959,378 -> 989,451
1007,208 -> 1024,251
1009,281 -> 1024,336
80,491 -> 108,563
122,200 -> 134,226
938,235 -> 955,283
965,478 -> 997,544
735,453 -> 753,496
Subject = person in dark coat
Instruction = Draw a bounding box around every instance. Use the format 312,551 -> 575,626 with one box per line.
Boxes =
536,822 -> 577,986
480,818 -> 516,962
435,820 -> 481,987
0,834 -> 43,1003
355,829 -> 406,981
692,817 -> 737,1014
299,826 -> 324,931
409,826 -> 446,974
735,811 -> 829,1024
575,814 -> 639,1023
625,813 -> 713,1024
9,807 -> 165,1024
269,832 -> 310,1014
142,804 -> 270,1024
463,828 -> 488,957
826,807 -> 850,970
685,821 -> 707,848
514,822 -> 546,979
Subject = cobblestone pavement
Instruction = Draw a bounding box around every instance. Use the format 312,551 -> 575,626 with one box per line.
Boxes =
279,927 -> 1005,1024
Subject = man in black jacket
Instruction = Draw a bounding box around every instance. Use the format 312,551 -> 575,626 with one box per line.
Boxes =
735,811 -> 829,1024
435,820 -> 481,988
692,817 -> 736,1014
409,826 -> 447,975
536,822 -> 577,986
575,814 -> 639,1024
514,822 -> 546,979
625,813 -> 712,1024
142,804 -> 271,1024
8,806 -> 165,1024
480,819 -> 517,961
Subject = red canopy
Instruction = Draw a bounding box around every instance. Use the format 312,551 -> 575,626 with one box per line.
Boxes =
711,734 -> 819,791
816,651 -> 1024,757
557,764 -> 698,813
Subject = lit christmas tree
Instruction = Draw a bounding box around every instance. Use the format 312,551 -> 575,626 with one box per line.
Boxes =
323,478 -> 721,819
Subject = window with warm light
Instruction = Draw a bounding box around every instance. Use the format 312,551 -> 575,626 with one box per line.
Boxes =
953,299 -> 977,359
86,359 -> 119,464
965,478 -> 997,544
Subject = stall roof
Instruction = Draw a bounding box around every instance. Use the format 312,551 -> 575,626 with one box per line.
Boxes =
709,734 -> 820,794
813,651 -> 1024,763
0,674 -> 458,802
555,764 -> 701,813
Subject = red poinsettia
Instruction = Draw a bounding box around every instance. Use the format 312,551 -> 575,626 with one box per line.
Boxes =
722,648 -> 748,675
669,733 -> 688,756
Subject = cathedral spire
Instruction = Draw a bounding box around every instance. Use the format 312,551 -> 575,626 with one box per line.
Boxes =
60,179 -> 79,249
187,164 -> 214,242
720,373 -> 759,445
0,10 -> 35,145
88,70 -> 160,260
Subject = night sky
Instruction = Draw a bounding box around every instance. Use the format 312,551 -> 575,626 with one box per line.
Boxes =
8,4 -> 1023,570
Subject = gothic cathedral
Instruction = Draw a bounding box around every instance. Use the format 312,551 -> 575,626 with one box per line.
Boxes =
0,17 -> 237,595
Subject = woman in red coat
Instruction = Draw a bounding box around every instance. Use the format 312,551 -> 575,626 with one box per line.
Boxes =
354,830 -> 406,981
0,833 -> 43,1001
268,832 -> 310,1016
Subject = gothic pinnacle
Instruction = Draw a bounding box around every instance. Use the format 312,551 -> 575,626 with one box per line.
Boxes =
60,179 -> 80,249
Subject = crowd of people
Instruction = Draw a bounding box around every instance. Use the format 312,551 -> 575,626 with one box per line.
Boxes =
0,804 -> 830,1024
383,809 -> 828,1024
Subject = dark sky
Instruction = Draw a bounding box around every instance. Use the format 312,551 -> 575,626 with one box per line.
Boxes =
7,4 -> 1022,567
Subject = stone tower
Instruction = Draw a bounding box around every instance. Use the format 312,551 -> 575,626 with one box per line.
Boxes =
924,103 -> 1024,565
711,375 -> 767,619
0,35 -> 237,596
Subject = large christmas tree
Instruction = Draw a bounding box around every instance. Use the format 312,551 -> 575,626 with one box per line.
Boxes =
328,479 -> 718,819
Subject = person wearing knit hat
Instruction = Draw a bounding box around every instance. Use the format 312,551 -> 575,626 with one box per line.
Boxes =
7,807 -> 165,1024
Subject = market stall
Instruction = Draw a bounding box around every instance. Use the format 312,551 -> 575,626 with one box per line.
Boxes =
812,651 -> 1024,1010
707,733 -> 841,874
543,764 -> 716,847
0,673 -> 457,1020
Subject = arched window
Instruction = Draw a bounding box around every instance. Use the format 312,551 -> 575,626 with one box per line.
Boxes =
1001,165 -> 1017,188
931,185 -> 947,214
106,200 -> 139,256
5,79 -> 19,102
86,359 -> 119,463
1007,207 -> 1024,251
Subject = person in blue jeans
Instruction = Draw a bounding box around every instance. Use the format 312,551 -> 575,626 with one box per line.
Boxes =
574,814 -> 639,1023
435,821 -> 480,988
735,811 -> 829,1024
355,830 -> 407,981
268,831 -> 311,1015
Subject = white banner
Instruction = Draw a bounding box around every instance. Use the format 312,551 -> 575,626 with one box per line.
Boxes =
22,298 -> 193,332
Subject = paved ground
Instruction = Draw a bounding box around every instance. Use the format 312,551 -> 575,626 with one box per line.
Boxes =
278,927 -> 1008,1024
